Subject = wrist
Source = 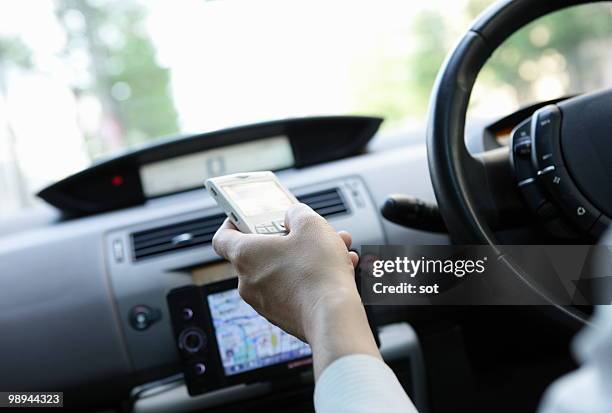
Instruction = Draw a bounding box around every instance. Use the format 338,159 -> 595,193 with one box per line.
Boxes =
303,285 -> 361,342
303,283 -> 381,379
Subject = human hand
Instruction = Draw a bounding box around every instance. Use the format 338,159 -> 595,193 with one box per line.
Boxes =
212,203 -> 360,341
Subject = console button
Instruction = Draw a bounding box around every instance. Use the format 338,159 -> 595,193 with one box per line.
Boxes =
178,327 -> 207,354
531,105 -> 563,170
256,226 -> 269,234
182,308 -> 194,320
112,239 -> 124,263
129,305 -> 162,331
194,363 -> 206,375
540,166 -> 600,231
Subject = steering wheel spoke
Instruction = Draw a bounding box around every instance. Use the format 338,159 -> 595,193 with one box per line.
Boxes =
471,146 -> 531,231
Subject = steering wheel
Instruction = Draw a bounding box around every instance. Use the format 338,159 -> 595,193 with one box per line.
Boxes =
426,0 -> 611,324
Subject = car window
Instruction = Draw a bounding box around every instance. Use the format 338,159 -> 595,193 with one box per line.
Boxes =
0,0 -> 611,215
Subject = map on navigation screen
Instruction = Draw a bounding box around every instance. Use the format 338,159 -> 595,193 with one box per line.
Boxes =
207,289 -> 312,376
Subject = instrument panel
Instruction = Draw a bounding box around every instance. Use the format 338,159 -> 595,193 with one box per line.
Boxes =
140,136 -> 294,198
37,116 -> 382,216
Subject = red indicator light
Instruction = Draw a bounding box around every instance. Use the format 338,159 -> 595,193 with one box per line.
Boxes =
111,175 -> 124,186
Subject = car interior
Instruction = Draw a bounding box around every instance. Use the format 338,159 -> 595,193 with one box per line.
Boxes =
1,0 -> 611,412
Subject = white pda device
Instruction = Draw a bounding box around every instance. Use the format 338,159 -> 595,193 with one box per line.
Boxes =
205,171 -> 298,234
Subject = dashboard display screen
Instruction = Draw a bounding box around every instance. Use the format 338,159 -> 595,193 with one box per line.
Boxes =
207,288 -> 311,376
140,136 -> 294,198
223,181 -> 294,217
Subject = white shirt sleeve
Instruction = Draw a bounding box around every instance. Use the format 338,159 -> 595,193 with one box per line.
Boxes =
314,354 -> 419,413
538,306 -> 612,413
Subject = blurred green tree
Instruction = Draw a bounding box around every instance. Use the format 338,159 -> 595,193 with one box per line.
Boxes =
482,2 -> 612,101
0,38 -> 32,209
351,1 -> 612,127
56,0 -> 179,159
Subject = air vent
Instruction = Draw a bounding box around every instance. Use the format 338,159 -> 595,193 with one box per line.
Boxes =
132,213 -> 226,261
297,187 -> 349,218
131,187 -> 349,261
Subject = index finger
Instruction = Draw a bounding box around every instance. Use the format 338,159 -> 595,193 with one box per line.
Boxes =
212,219 -> 245,261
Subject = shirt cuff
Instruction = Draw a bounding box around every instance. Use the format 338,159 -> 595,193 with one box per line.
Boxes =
314,354 -> 418,413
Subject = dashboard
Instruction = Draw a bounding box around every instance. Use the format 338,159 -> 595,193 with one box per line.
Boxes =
0,109 -> 537,408
36,116 -> 382,216
0,121 -> 447,403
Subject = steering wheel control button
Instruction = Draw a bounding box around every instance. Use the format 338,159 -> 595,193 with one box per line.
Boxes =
537,165 -> 556,176
178,327 -> 207,354
511,117 -> 551,213
514,139 -> 531,157
531,105 -> 564,170
517,179 -> 546,211
540,166 -> 601,231
129,305 -> 162,331
511,118 -> 538,182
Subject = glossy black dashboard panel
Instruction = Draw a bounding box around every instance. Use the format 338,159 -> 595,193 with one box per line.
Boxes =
37,116 -> 382,216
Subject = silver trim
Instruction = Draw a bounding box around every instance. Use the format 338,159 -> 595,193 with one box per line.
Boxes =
537,165 -> 556,176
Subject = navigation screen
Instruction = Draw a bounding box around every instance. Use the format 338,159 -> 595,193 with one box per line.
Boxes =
207,289 -> 311,376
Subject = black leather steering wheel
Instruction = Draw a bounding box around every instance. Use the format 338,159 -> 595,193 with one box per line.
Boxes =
427,0 -> 608,244
426,0 -> 611,325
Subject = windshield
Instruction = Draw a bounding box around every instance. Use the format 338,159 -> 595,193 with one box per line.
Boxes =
1,0 -> 611,215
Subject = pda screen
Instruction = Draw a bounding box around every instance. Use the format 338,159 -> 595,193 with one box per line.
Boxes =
223,181 -> 293,217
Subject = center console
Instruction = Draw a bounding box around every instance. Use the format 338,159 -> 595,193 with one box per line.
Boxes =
167,278 -> 315,396
130,322 -> 427,413
102,175 -> 427,411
